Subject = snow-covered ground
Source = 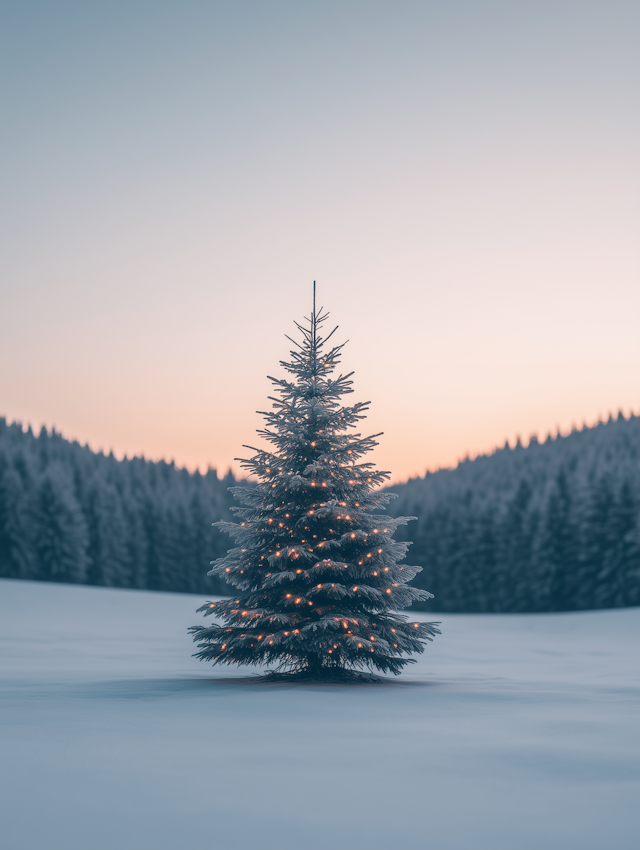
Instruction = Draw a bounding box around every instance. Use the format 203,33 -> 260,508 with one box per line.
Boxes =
1,579 -> 638,850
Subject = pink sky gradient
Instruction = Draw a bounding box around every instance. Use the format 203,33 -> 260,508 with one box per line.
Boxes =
1,2 -> 638,482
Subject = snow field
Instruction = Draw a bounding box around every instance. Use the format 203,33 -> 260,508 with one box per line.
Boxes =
1,579 -> 639,850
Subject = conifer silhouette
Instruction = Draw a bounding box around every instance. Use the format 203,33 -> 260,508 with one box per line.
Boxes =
190,288 -> 439,679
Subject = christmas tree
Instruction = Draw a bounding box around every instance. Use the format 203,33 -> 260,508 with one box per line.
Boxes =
190,288 -> 440,680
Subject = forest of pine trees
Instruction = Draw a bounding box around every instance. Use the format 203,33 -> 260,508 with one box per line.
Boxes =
0,413 -> 638,612
390,413 -> 640,612
0,418 -> 235,595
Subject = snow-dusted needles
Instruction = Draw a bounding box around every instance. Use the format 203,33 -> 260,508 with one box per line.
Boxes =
190,293 -> 439,680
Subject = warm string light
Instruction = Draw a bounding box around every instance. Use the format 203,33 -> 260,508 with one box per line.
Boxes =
193,313 -> 434,678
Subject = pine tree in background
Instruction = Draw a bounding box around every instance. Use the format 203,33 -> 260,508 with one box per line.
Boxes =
190,289 -> 440,680
0,451 -> 33,578
34,467 -> 88,584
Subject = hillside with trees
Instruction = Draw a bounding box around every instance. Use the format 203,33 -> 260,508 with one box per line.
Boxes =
1,414 -> 638,611
0,419 -> 235,595
390,413 -> 639,612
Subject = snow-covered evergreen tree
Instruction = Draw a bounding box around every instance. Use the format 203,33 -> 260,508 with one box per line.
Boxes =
0,450 -> 34,578
85,479 -> 129,587
34,466 -> 88,584
190,294 -> 440,679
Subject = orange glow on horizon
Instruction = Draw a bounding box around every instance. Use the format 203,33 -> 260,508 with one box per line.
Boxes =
0,6 -> 637,484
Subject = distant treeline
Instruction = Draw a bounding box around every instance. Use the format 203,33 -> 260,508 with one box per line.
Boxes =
1,415 -> 639,611
390,414 -> 640,612
0,420 -> 235,595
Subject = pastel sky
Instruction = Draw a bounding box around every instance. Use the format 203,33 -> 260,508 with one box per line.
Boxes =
1,1 -> 638,482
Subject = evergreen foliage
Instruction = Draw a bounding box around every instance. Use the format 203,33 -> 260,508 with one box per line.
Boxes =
0,397 -> 638,614
0,420 -> 236,594
391,414 -> 640,612
190,299 -> 440,679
